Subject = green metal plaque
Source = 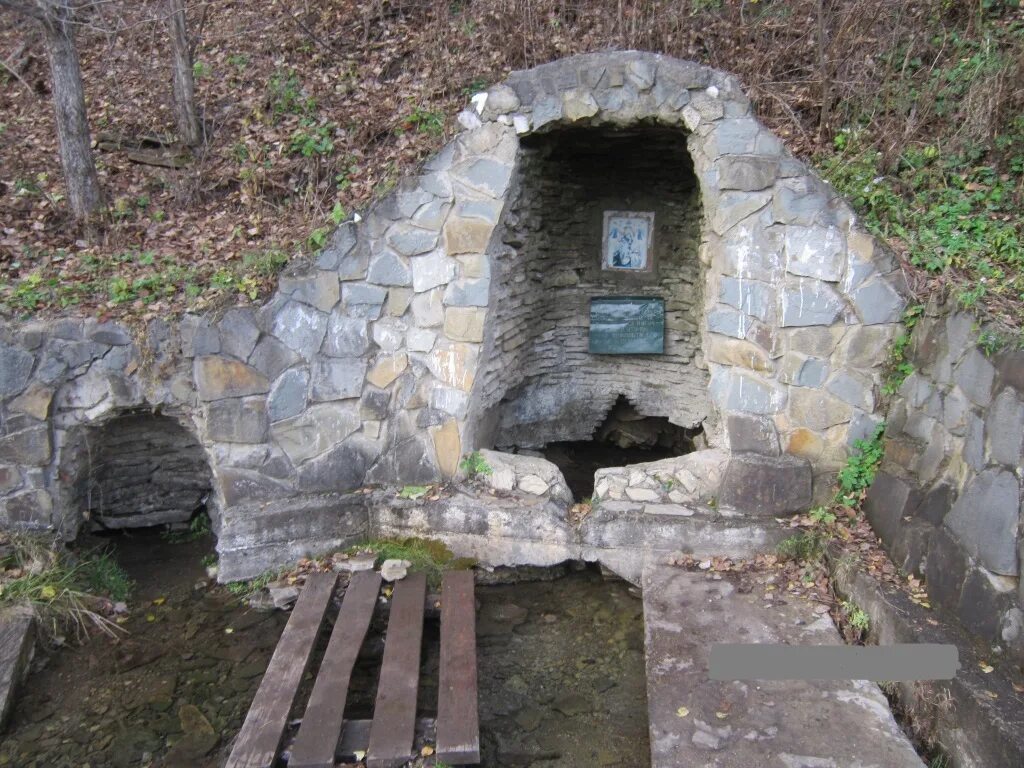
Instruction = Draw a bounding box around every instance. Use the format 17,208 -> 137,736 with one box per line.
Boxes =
589,296 -> 665,354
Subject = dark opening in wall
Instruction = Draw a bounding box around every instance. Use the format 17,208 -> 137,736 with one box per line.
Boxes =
536,396 -> 702,500
476,124 -> 707,451
70,411 -> 211,532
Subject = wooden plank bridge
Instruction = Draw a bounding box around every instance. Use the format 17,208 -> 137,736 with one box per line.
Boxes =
225,570 -> 479,768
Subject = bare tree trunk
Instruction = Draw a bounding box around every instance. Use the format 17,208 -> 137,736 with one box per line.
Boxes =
39,0 -> 103,221
167,0 -> 201,146
817,0 -> 832,143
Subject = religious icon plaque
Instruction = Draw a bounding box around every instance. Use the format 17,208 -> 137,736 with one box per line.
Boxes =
602,211 -> 655,272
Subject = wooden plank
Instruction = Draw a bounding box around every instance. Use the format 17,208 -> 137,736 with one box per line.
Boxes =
436,571 -> 480,764
366,573 -> 427,768
336,718 -> 435,761
290,571 -> 383,768
225,572 -> 336,768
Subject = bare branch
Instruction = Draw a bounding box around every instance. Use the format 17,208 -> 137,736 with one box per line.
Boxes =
0,0 -> 45,21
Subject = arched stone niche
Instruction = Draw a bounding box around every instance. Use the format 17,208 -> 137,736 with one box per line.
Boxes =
57,409 -> 212,534
475,125 -> 707,449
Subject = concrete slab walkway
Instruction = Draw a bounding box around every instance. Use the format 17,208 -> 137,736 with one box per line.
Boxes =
642,564 -> 924,767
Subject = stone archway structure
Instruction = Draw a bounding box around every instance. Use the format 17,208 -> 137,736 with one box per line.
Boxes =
0,51 -> 905,578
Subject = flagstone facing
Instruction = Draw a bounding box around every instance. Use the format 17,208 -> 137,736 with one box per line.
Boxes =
1,51 -> 906,573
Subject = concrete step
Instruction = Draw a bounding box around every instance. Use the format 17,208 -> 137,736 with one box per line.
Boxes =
642,564 -> 924,767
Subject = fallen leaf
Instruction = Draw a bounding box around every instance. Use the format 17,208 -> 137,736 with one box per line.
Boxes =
420,745 -> 434,756
715,711 -> 728,719
152,596 -> 166,606
676,706 -> 689,718
979,662 -> 994,673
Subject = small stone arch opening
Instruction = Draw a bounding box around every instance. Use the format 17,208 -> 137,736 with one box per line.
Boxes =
64,410 -> 212,534
476,123 -> 709,453
533,395 -> 702,500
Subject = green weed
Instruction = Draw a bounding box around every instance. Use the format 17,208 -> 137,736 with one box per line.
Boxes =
459,451 -> 492,479
162,511 -> 212,544
0,533 -> 129,641
349,537 -> 474,588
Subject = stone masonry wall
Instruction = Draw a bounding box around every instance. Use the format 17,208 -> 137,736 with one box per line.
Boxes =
0,51 -> 906,572
866,298 -> 1024,657
476,128 -> 707,448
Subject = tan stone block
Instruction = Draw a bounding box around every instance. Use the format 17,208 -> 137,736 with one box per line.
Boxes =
837,325 -> 895,369
443,215 -> 495,255
457,254 -> 489,279
783,326 -> 845,358
705,336 -> 773,373
430,343 -> 477,392
387,287 -> 413,317
848,230 -> 875,262
431,419 -> 462,477
444,307 -> 486,343
195,356 -> 269,401
367,353 -> 408,389
788,387 -> 852,431
10,383 -> 53,420
785,428 -> 823,460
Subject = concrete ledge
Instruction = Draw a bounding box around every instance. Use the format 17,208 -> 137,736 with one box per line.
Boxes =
832,553 -> 1024,768
217,493 -> 371,581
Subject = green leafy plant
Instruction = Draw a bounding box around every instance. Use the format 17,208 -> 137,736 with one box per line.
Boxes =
835,423 -> 885,508
399,106 -> 444,135
267,68 -> 316,119
841,599 -> 871,633
882,305 -> 924,396
399,485 -> 430,500
459,451 -> 492,479
289,119 -> 336,157
163,511 -> 212,544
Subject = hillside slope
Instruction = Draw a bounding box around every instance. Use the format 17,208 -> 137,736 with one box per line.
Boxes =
0,0 -> 1021,332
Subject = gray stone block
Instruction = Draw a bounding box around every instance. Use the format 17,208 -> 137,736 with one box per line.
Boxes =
954,347 -> 996,408
717,155 -> 778,192
826,370 -> 874,410
298,438 -> 376,492
780,280 -> 844,327
957,567 -> 1017,643
359,387 -> 391,420
850,277 -> 905,325
310,358 -> 367,401
89,323 -> 131,346
724,412 -> 780,455
925,525 -> 970,612
386,223 -> 438,258
249,335 -> 301,380
323,314 -> 370,357
719,454 -> 812,515
218,308 -> 260,361
985,388 -> 1024,466
443,278 -> 490,307
367,250 -> 412,287
271,301 -> 328,361
317,221 -> 358,271
718,277 -> 774,321
943,468 -> 1020,576
784,225 -> 845,282
268,367 -> 309,422
864,471 -> 921,550
0,342 -> 33,398
206,397 -> 269,443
